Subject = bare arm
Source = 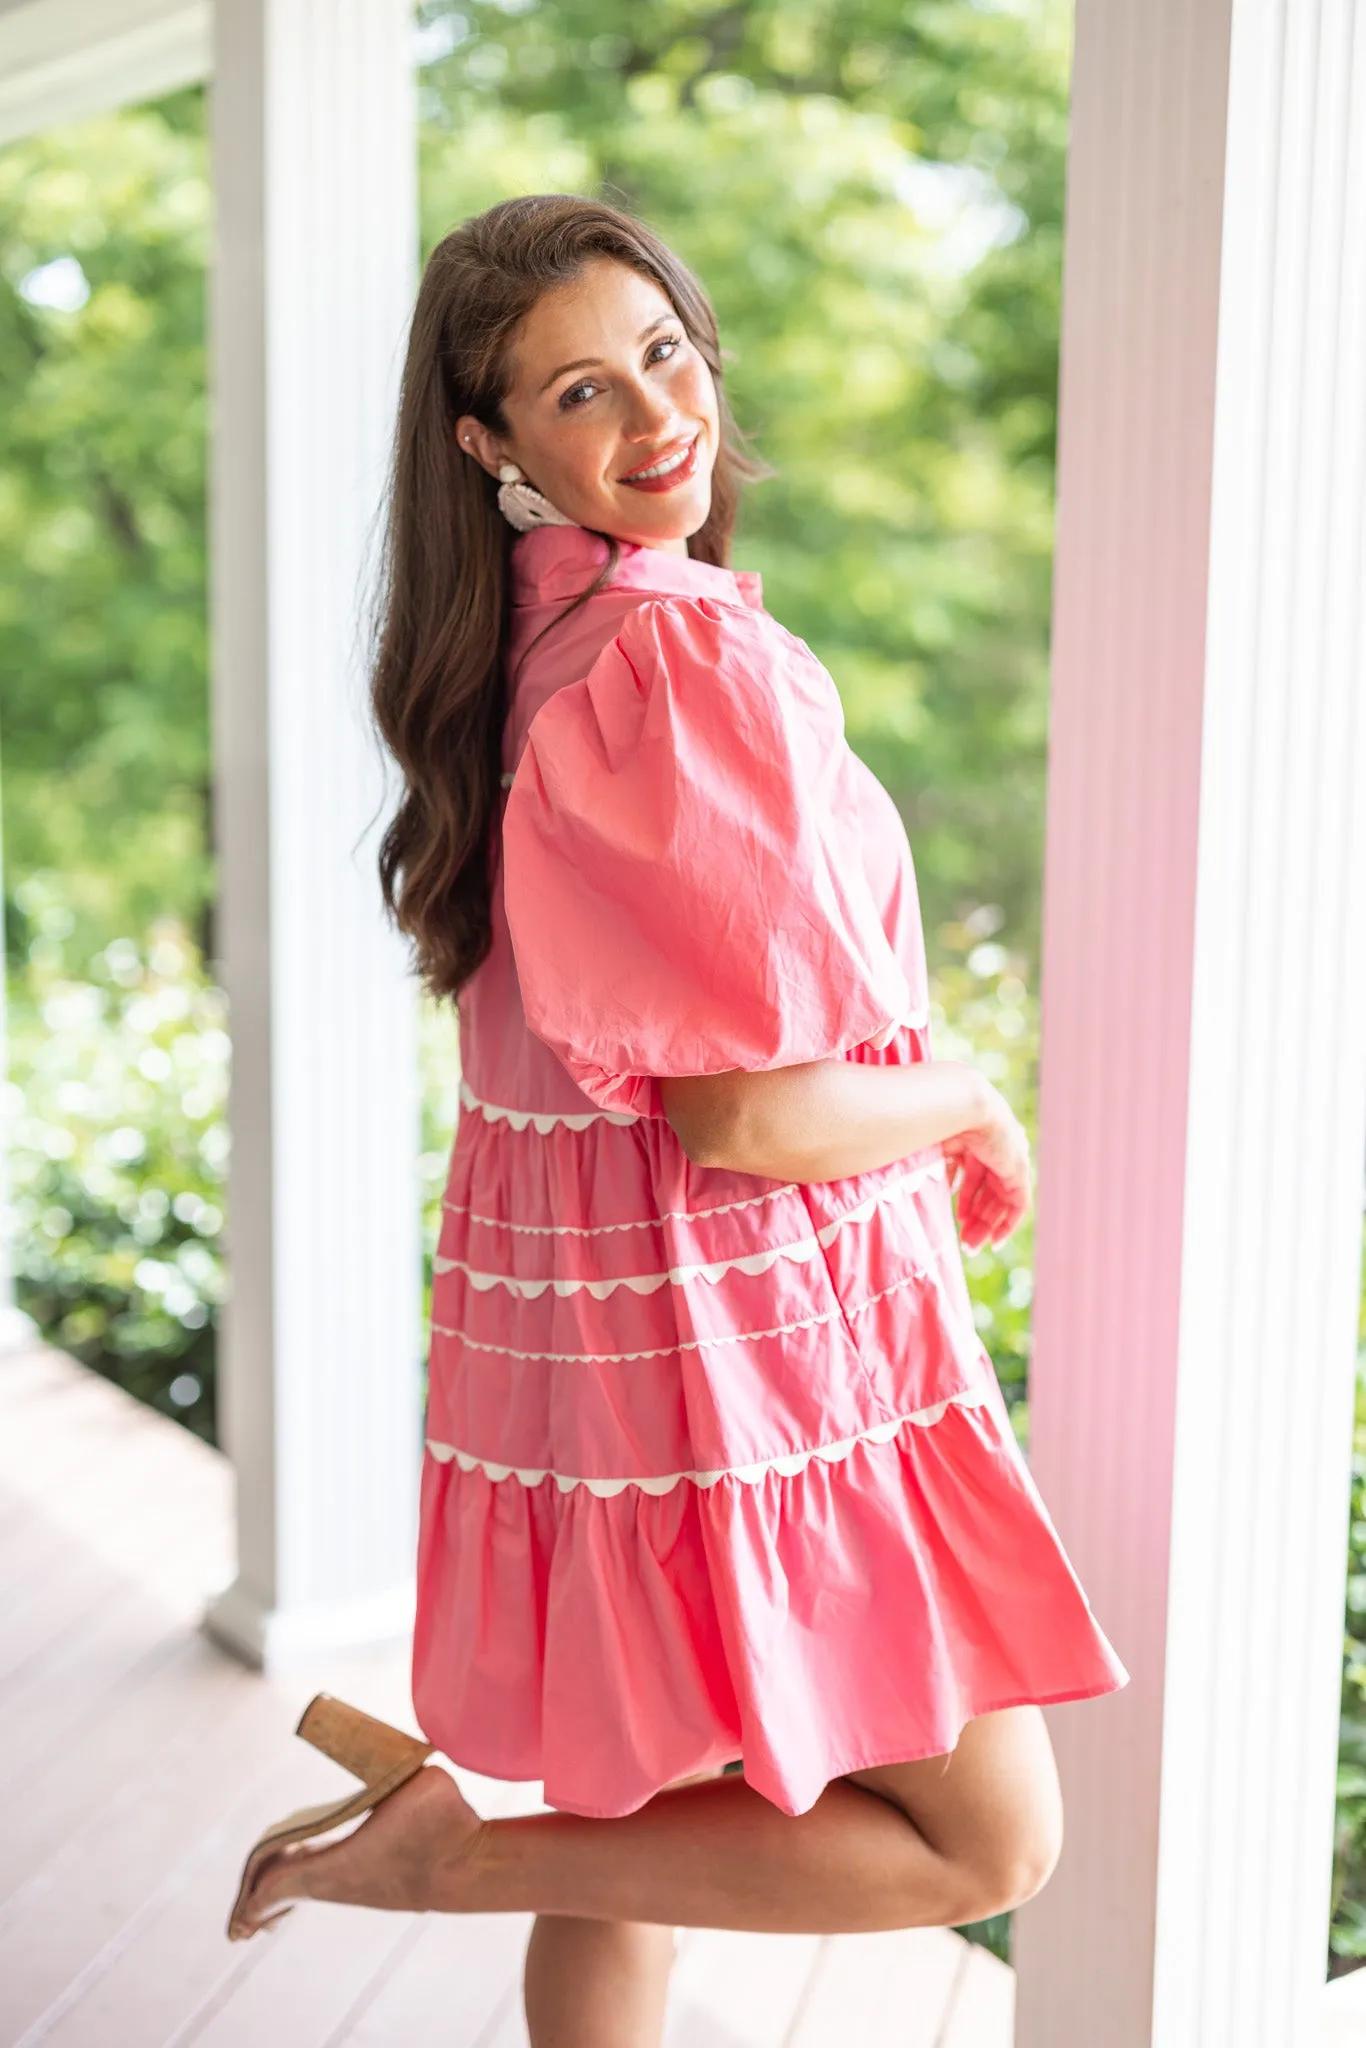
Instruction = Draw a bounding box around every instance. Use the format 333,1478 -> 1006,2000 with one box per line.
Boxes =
660,1058 -> 989,1183
659,1058 -> 1032,1250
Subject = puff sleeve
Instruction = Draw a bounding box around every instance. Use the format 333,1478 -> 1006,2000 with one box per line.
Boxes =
501,596 -> 914,1118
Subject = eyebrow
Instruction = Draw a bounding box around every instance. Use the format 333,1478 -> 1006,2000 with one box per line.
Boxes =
536,315 -> 675,394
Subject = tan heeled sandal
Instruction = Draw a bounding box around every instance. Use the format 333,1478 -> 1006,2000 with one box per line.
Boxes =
226,1694 -> 435,1941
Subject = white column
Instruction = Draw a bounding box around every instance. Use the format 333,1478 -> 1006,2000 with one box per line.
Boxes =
1013,2 -> 1366,2042
204,0 -> 422,1666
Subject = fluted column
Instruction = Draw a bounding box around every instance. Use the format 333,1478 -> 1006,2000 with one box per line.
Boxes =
204,0 -> 421,1665
1013,1 -> 1366,2042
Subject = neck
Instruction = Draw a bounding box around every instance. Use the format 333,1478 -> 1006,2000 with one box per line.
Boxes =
628,533 -> 689,558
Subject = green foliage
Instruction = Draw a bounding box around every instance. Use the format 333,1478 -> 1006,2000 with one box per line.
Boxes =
4,877 -> 467,1446
0,7 -> 1069,971
927,899 -> 1037,1966
928,900 -> 1036,1432
1332,1236 -> 1366,1969
6,878 -> 225,1441
0,88 -> 210,969
417,0 -> 1070,963
4,4 -> 1363,1980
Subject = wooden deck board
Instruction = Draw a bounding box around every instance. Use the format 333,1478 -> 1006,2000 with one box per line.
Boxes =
0,1671 -> 319,2035
25,1748 -> 333,2048
0,1634 -> 254,1904
786,1927 -> 968,2046
0,1344 -> 1006,2047
663,1930 -> 824,2046
939,1942 -> 1016,2046
332,1913 -> 536,2047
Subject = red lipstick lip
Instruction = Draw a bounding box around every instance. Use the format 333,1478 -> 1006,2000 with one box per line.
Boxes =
617,434 -> 699,492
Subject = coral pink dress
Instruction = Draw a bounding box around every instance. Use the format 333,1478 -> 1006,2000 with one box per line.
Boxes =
412,524 -> 1128,1819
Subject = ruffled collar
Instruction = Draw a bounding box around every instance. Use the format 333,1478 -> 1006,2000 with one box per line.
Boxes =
509,523 -> 763,612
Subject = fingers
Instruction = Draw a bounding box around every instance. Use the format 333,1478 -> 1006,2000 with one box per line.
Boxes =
956,1167 -> 1028,1251
953,1158 -> 989,1249
949,1127 -> 1032,1250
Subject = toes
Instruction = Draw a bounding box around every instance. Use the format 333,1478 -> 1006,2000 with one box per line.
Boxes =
229,1846 -> 293,1940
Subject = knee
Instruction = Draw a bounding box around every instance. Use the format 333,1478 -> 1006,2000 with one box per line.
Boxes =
951,1810 -> 1064,1923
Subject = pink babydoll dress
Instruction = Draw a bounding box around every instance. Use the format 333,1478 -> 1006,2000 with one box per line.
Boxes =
412,523 -> 1129,1819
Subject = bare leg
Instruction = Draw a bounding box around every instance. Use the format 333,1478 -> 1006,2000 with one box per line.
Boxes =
521,1765 -> 714,2048
238,1706 -> 1062,1939
523,1918 -> 675,2048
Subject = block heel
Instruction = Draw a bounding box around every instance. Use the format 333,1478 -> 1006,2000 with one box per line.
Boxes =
226,1694 -> 435,1942
295,1692 -> 434,1791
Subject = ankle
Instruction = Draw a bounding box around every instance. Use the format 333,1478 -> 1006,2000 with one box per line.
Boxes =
422,1787 -> 496,1911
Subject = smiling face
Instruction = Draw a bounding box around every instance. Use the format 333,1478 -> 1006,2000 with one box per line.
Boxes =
455,256 -> 719,554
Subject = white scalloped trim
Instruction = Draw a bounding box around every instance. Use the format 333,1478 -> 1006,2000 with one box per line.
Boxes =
865,1004 -> 931,1046
459,1080 -> 639,1131
433,1159 -> 946,1297
429,1264 -> 937,1363
443,1179 -> 801,1236
424,1385 -> 991,1495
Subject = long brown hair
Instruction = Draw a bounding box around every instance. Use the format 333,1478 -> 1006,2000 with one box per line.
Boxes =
369,193 -> 759,1003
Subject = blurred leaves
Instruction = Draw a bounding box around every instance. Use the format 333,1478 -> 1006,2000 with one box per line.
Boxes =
1332,1234 -> 1366,1969
0,11 -> 1068,965
0,88 -> 210,968
931,900 -> 1036,1432
5,878 -> 225,1440
416,0 -> 1070,961
4,882 -> 469,1445
3,21 -> 1366,1968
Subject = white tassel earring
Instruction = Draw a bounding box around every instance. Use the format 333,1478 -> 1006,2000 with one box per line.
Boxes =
495,461 -> 577,533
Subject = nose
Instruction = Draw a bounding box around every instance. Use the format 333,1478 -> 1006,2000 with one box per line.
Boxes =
619,375 -> 677,442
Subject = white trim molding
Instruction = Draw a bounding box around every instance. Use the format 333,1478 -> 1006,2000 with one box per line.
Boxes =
0,0 -> 208,144
1015,1 -> 1366,2042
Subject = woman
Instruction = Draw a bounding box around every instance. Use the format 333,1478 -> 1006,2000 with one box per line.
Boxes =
227,193 -> 1128,2042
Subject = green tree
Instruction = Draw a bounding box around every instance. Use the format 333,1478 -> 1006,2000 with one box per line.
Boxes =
417,0 -> 1071,962
0,88 -> 210,970
0,6 -> 1072,976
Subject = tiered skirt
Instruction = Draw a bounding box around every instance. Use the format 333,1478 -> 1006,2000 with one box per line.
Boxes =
412,1076 -> 1129,1818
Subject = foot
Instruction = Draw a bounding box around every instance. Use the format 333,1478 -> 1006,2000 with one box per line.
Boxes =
231,1763 -> 487,1938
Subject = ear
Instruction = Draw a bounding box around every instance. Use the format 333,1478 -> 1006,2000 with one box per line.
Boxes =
455,415 -> 511,480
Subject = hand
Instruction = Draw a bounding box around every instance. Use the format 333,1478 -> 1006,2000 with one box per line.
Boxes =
941,1080 -> 1032,1252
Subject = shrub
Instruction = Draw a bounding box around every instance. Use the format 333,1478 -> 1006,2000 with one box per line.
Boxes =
4,878 -> 468,1446
6,882 -> 226,1440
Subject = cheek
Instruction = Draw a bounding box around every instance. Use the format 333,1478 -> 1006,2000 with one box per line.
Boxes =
542,418 -> 618,494
671,356 -> 719,430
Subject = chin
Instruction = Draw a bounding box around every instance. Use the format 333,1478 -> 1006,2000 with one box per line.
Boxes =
616,486 -> 713,549
601,438 -> 715,547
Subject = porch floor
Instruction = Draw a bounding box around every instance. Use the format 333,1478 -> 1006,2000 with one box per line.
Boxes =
0,1341 -> 1013,2048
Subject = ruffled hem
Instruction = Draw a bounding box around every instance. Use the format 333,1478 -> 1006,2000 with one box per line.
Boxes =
411,1373 -> 1130,1819
529,1679 -> 1136,1819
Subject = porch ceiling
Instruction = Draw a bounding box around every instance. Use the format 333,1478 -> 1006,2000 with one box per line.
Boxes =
0,0 -> 206,145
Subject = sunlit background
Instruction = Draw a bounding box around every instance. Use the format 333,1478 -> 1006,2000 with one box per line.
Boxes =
1,0 -> 1363,1972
